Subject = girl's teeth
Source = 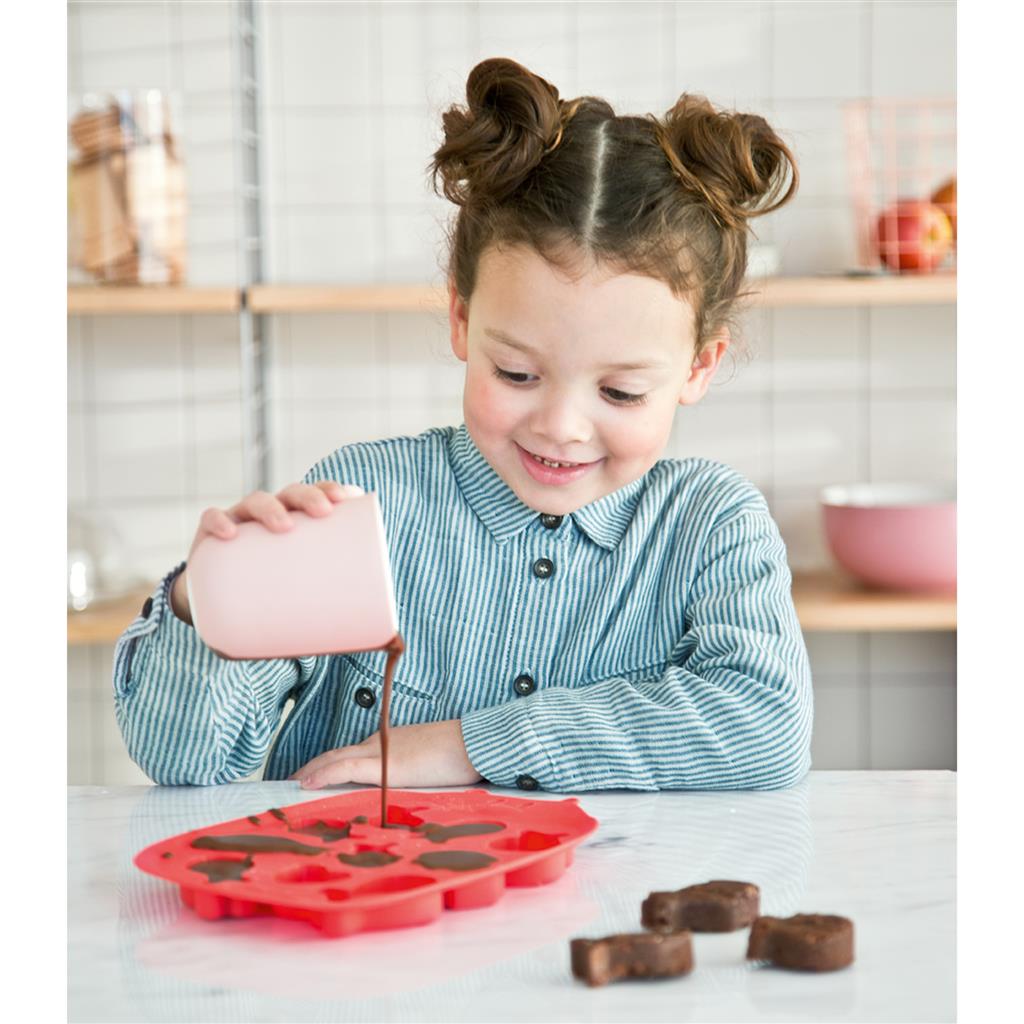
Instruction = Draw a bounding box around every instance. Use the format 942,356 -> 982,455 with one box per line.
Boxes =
531,453 -> 576,468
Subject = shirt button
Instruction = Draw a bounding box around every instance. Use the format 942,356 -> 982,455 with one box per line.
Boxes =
513,674 -> 536,696
539,514 -> 563,529
532,557 -> 555,579
354,687 -> 376,709
516,774 -> 540,791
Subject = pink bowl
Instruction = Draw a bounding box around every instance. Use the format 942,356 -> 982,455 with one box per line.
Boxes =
820,483 -> 956,593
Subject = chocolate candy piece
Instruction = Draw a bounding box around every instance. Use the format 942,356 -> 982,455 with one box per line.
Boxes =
570,932 -> 693,987
746,914 -> 854,971
641,879 -> 760,932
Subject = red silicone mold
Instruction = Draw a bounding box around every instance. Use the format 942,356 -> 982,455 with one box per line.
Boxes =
134,789 -> 598,937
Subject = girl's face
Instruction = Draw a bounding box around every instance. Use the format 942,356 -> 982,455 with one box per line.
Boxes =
449,244 -> 728,515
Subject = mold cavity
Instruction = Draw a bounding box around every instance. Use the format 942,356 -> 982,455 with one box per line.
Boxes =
491,831 -> 564,852
289,818 -> 351,843
323,889 -> 352,902
354,876 -> 435,896
277,864 -> 351,884
383,806 -> 425,829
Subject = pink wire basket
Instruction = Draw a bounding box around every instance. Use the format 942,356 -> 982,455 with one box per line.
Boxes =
843,98 -> 956,275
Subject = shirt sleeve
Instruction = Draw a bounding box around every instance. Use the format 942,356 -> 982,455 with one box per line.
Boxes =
459,506 -> 813,792
110,447 -> 380,785
112,560 -> 328,785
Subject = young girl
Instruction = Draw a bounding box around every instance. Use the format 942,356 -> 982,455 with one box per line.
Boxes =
113,58 -> 811,793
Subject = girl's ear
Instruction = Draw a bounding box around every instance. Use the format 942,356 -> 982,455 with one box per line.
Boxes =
678,329 -> 730,406
449,279 -> 469,362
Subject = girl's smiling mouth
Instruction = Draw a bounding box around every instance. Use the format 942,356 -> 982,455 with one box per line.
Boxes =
515,442 -> 603,485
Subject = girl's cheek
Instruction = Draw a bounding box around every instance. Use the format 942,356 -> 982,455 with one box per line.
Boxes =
607,409 -> 669,460
469,374 -> 519,428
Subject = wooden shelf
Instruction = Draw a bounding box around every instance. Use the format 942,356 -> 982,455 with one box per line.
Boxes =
791,570 -> 956,632
67,570 -> 955,647
68,273 -> 955,316
68,587 -> 154,646
67,286 -> 241,315
248,283 -> 445,313
755,272 -> 955,307
248,274 -> 955,312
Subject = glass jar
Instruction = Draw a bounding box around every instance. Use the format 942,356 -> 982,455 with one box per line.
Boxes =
68,89 -> 188,285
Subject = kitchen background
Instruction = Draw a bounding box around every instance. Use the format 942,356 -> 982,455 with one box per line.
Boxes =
66,0 -> 956,785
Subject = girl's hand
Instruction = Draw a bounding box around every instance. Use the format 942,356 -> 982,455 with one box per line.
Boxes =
172,480 -> 364,624
290,720 -> 483,789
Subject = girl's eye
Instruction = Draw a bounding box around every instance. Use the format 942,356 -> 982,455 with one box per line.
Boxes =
491,367 -> 647,406
604,387 -> 647,406
492,367 -> 531,385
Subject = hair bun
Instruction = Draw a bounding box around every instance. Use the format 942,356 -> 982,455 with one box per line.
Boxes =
651,94 -> 798,230
431,57 -> 564,206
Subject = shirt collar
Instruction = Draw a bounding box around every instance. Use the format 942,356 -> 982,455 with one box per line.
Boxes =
447,423 -> 647,551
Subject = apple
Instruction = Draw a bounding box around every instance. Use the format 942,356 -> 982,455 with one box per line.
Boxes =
930,177 -> 957,240
873,199 -> 953,272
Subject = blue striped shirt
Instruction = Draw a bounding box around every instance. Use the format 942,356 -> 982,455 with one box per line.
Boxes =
113,423 -> 813,791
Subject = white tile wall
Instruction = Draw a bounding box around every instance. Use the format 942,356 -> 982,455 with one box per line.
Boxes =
673,1 -> 769,110
67,0 -> 956,784
480,2 -> 577,96
772,1 -> 869,100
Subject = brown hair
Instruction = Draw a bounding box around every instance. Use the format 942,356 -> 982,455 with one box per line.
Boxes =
428,57 -> 798,361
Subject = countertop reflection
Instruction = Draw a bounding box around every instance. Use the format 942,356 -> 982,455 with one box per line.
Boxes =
68,771 -> 954,1023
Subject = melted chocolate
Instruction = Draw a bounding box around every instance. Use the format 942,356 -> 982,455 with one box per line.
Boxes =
413,850 -> 497,871
337,851 -> 401,868
379,633 -> 405,827
190,855 -> 253,883
291,820 -> 352,843
416,822 -> 505,844
191,834 -> 325,856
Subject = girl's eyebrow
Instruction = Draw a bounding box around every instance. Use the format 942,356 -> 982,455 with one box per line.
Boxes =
483,327 -> 671,371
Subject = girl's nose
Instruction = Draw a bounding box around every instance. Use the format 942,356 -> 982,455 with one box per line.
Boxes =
528,391 -> 591,449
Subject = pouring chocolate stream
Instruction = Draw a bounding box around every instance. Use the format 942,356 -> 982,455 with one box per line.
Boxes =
379,632 -> 405,827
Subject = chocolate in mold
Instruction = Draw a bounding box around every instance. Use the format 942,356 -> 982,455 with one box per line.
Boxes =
413,850 -> 497,871
571,932 -> 694,987
291,820 -> 352,843
191,834 -> 325,856
337,851 -> 401,868
642,880 -> 760,933
190,855 -> 254,883
415,822 -> 506,843
746,914 -> 854,971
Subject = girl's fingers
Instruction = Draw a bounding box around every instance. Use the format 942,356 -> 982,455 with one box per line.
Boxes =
301,757 -> 383,790
289,738 -> 379,780
224,490 -> 293,531
204,482 -> 365,545
277,482 -> 331,516
199,508 -> 237,539
320,482 -> 364,501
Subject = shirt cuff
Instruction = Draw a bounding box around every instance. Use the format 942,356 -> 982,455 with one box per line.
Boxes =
459,697 -> 564,790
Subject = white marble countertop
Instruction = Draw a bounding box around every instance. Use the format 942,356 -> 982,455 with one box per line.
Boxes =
68,771 -> 954,1023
